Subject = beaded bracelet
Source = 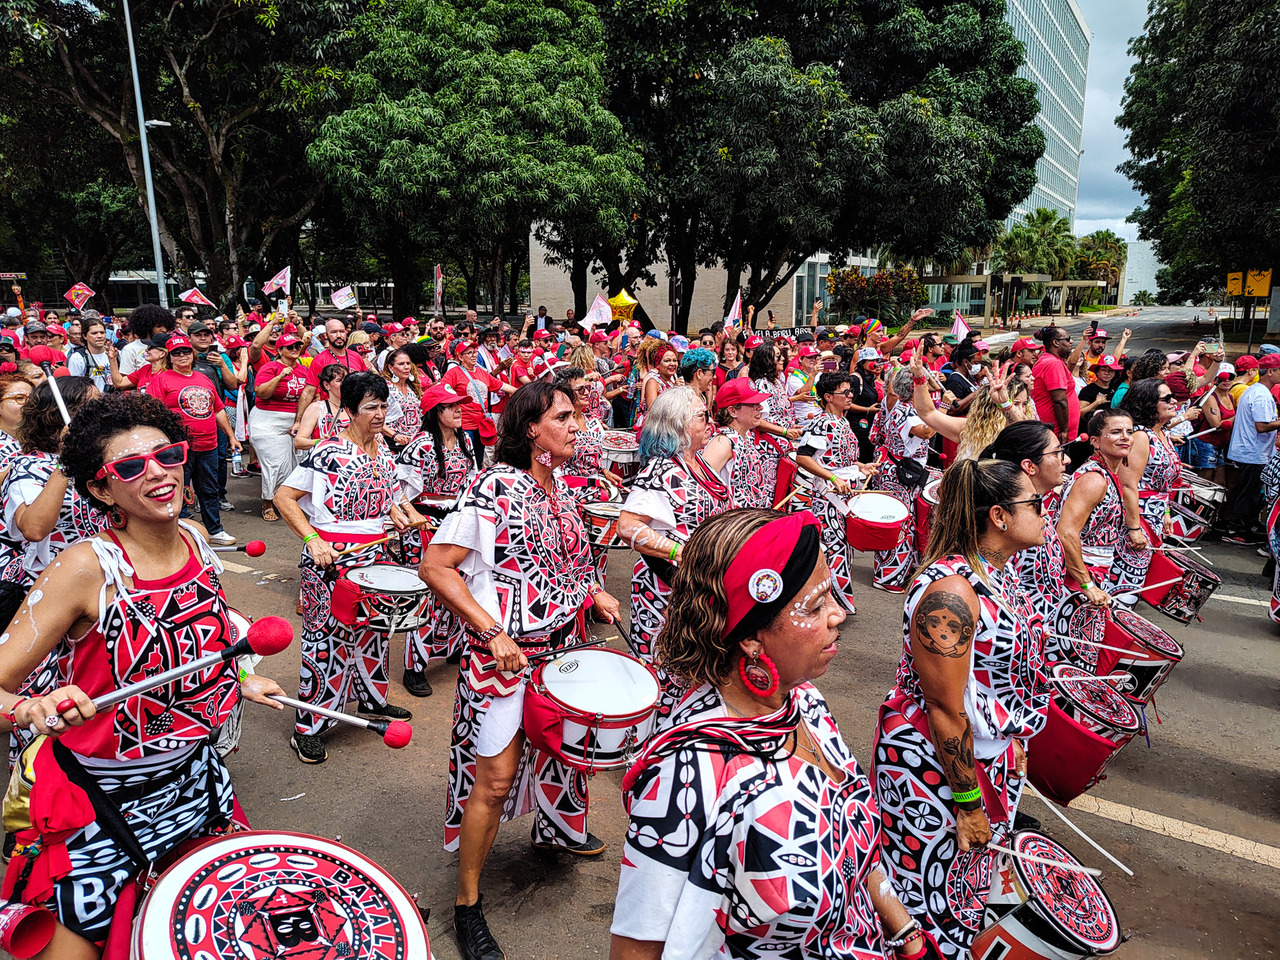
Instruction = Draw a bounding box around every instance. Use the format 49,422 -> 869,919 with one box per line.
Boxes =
884,918 -> 922,950
468,623 -> 503,649
0,697 -> 27,727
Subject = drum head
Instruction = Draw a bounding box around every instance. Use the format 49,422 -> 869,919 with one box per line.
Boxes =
600,431 -> 638,451
1111,608 -> 1184,658
1052,664 -> 1141,733
849,492 -> 909,523
346,565 -> 428,592
583,502 -> 622,519
135,831 -> 430,960
540,648 -> 659,716
1013,830 -> 1121,954
227,609 -> 252,645
923,478 -> 942,505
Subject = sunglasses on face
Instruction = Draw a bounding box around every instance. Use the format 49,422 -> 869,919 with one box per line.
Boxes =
1158,393 -> 1175,402
1001,495 -> 1043,516
95,441 -> 189,482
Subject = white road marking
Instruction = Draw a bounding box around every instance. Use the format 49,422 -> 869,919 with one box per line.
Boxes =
1069,795 -> 1280,870
1209,593 -> 1271,608
221,560 -> 254,574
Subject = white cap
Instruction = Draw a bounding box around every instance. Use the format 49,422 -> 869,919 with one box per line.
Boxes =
857,347 -> 881,362
4,308 -> 19,319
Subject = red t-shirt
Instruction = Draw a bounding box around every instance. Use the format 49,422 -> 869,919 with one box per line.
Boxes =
314,348 -> 367,372
255,360 -> 317,413
1031,353 -> 1080,438
128,366 -> 155,394
441,365 -> 504,430
510,361 -> 536,385
149,369 -> 225,451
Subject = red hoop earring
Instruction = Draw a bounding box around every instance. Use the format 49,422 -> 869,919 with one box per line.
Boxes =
739,651 -> 779,697
183,485 -> 196,506
107,505 -> 127,529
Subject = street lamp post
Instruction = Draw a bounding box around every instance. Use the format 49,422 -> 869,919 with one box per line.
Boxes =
121,0 -> 168,309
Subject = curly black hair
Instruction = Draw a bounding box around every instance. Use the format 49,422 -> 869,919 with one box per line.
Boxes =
62,392 -> 187,509
1119,376 -> 1165,429
17,377 -> 98,455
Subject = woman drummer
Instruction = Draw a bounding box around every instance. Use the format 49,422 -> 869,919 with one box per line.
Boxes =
555,366 -> 625,503
0,393 -> 286,958
794,371 -> 872,613
420,381 -> 621,960
1057,408 -> 1149,615
612,509 -> 939,960
874,458 -> 1049,957
382,346 -> 425,446
274,372 -> 424,765
1120,377 -> 1197,559
617,387 -> 734,694
395,382 -> 478,698
872,369 -> 936,593
703,378 -> 794,510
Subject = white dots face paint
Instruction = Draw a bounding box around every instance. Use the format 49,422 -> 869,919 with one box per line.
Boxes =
0,633 -> 9,646
787,577 -> 833,629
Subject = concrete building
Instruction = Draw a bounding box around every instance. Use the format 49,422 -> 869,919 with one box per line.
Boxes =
1004,0 -> 1091,229
1122,239 -> 1162,304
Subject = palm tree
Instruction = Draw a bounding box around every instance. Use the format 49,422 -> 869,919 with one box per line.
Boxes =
1021,208 -> 1076,280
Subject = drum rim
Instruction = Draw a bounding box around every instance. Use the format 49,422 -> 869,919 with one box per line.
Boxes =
1051,664 -> 1142,732
346,564 -> 429,590
136,829 -> 430,952
1110,608 -> 1185,658
530,648 -> 660,723
1011,829 -> 1121,952
847,491 -> 911,523
582,502 -> 623,517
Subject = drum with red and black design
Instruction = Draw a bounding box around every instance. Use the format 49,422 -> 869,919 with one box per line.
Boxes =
1096,608 -> 1184,705
132,831 -> 431,959
1141,549 -> 1220,623
1173,467 -> 1225,527
914,473 -> 943,555
1166,499 -> 1210,542
1027,664 -> 1141,806
972,830 -> 1121,960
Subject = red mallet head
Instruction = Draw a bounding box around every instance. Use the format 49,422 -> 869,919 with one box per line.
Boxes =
246,616 -> 294,657
245,540 -> 266,558
26,345 -> 62,368
374,719 -> 413,748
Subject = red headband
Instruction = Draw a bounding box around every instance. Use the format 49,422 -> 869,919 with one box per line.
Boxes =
723,511 -> 823,641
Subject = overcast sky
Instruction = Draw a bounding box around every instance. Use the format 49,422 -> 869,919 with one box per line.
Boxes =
1071,0 -> 1149,240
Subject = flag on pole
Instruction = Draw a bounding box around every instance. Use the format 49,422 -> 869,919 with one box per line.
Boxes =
950,310 -> 971,340
434,265 -> 444,316
582,294 -> 612,332
63,283 -> 95,310
331,285 -> 358,310
727,291 -> 742,325
179,287 -> 216,308
261,265 -> 291,296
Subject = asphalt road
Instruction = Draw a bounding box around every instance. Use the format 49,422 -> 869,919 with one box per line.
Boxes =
129,305 -> 1280,958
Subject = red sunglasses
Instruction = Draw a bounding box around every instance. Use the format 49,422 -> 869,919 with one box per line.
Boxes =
95,441 -> 189,482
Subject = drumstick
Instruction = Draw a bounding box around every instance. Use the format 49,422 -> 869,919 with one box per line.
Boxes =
988,843 -> 1103,878
1160,544 -> 1214,565
1048,634 -> 1155,658
774,486 -> 805,510
1025,782 -> 1135,876
1044,673 -> 1132,685
524,637 -> 620,663
268,694 -> 412,748
332,524 -> 439,557
1140,576 -> 1186,594
52,617 -> 294,718
212,540 -> 267,557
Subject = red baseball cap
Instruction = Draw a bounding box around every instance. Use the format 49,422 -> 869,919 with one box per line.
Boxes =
421,383 -> 478,411
1012,337 -> 1043,352
1092,354 -> 1123,371
1236,355 -> 1259,371
276,334 -> 304,348
1090,328 -> 1109,340
532,329 -> 552,340
452,339 -> 476,358
165,335 -> 194,352
223,335 -> 248,349
1258,354 -> 1280,370
383,322 -> 404,334
744,335 -> 764,349
589,331 -> 610,344
715,378 -> 772,408
796,345 -> 819,358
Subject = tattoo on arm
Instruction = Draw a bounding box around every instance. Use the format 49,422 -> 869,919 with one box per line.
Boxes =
939,715 -> 977,793
913,592 -> 975,659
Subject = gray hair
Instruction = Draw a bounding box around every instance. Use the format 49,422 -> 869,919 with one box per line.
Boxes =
891,368 -> 915,400
639,385 -> 699,465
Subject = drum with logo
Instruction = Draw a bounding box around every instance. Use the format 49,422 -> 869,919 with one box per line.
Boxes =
1141,549 -> 1220,623
1165,499 -> 1209,542
600,430 -> 640,481
1027,664 -> 1141,805
337,564 -> 431,632
1096,608 -> 1184,705
914,475 -> 943,555
132,830 -> 431,960
582,502 -> 625,550
843,491 -> 909,551
971,830 -> 1121,960
523,647 -> 660,773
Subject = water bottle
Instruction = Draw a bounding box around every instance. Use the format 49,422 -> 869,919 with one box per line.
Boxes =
231,451 -> 245,476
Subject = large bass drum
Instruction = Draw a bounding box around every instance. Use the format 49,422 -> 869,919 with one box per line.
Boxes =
132,831 -> 432,959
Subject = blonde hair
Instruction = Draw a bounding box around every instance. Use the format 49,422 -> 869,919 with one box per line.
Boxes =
636,337 -> 667,374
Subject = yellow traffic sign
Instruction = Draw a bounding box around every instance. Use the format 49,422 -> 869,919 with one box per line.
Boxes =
1245,269 -> 1273,298
1227,272 -> 1243,296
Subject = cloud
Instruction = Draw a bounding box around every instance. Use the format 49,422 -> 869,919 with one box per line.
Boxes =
1074,0 -> 1150,229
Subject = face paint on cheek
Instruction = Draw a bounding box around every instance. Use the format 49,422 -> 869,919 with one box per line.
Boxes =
787,577 -> 833,628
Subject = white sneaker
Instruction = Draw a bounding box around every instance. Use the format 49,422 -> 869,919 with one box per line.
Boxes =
209,530 -> 237,546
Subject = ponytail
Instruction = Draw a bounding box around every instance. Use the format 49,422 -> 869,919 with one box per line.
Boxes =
979,420 -> 1054,463
921,458 -> 1026,576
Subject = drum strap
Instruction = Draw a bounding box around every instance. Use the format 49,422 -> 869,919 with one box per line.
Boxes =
50,740 -> 149,872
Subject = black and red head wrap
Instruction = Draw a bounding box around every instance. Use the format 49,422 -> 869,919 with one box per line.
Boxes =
722,511 -> 823,645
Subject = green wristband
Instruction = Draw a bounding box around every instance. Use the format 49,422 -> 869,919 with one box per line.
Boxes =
668,544 -> 679,562
303,532 -> 320,544
952,786 -> 982,804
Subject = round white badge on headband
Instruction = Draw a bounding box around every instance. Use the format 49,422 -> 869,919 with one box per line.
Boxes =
748,569 -> 783,603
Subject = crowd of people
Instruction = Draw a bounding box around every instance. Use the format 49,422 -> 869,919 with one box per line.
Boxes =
0,284 -> 1272,960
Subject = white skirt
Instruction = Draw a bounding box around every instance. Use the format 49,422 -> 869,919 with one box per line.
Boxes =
248,406 -> 299,500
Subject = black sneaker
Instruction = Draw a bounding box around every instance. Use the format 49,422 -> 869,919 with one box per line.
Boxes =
455,896 -> 505,960
358,701 -> 413,721
530,828 -> 607,857
290,733 -> 327,764
402,669 -> 434,698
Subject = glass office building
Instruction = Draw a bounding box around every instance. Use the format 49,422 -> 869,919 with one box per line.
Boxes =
1004,0 -> 1090,229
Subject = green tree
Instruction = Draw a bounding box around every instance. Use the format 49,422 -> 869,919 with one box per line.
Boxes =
1118,0 -> 1280,301
1073,229 -> 1128,305
309,0 -> 641,319
1131,289 -> 1156,306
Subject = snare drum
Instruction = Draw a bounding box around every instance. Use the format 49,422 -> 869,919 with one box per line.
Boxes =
1174,468 -> 1226,526
915,476 -> 942,555
227,608 -> 252,645
972,830 -> 1121,960
132,830 -> 431,960
844,491 -> 909,551
1166,499 -> 1209,542
341,564 -> 432,632
774,452 -> 801,509
523,647 -> 660,773
582,502 -> 625,550
1096,608 -> 1183,704
1028,664 -> 1141,806
601,430 -> 640,480
1141,549 -> 1220,623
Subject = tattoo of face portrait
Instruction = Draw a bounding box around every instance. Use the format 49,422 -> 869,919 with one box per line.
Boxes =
913,591 -> 975,659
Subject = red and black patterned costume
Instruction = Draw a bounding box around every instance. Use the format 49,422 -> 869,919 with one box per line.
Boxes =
1060,457 -> 1149,606
623,456 -> 733,709
557,415 -> 616,582
313,398 -> 350,441
874,556 -> 1048,958
872,401 -> 929,589
282,436 -> 403,737
720,426 -> 785,510
1132,425 -> 1181,586
753,375 -> 794,428
1,532 -> 239,942
615,684 -> 889,960
386,383 -> 424,440
798,413 -> 861,612
433,466 -> 598,850
395,433 -> 474,671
